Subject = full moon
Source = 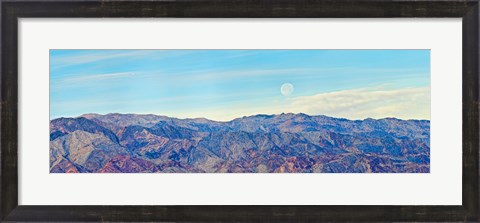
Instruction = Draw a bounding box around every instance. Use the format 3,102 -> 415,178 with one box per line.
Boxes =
280,83 -> 294,96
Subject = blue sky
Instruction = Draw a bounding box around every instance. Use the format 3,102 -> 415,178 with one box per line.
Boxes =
50,50 -> 430,121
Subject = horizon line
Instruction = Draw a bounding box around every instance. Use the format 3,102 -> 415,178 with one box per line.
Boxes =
49,112 -> 431,122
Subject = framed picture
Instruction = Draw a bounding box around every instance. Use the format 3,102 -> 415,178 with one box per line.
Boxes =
2,0 -> 478,222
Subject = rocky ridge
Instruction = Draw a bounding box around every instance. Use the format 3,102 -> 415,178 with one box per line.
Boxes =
50,113 -> 430,173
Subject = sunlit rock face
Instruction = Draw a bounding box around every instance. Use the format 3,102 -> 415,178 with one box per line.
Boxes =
50,113 -> 430,173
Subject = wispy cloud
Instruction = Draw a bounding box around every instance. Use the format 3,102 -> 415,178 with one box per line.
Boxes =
170,67 -> 428,84
61,72 -> 136,82
51,86 -> 430,121
177,68 -> 343,82
151,86 -> 431,121
50,50 -> 153,69
287,86 -> 430,120
50,71 -> 139,92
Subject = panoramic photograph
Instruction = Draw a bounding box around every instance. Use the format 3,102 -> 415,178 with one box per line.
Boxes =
50,49 -> 430,173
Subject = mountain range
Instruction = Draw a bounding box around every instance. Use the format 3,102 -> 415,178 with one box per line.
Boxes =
50,113 -> 430,173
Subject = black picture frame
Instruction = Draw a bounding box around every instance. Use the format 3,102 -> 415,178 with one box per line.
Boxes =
1,0 -> 479,222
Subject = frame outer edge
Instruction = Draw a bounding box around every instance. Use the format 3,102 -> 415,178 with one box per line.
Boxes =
463,1 -> 480,221
0,0 -> 479,222
1,1 -> 19,221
